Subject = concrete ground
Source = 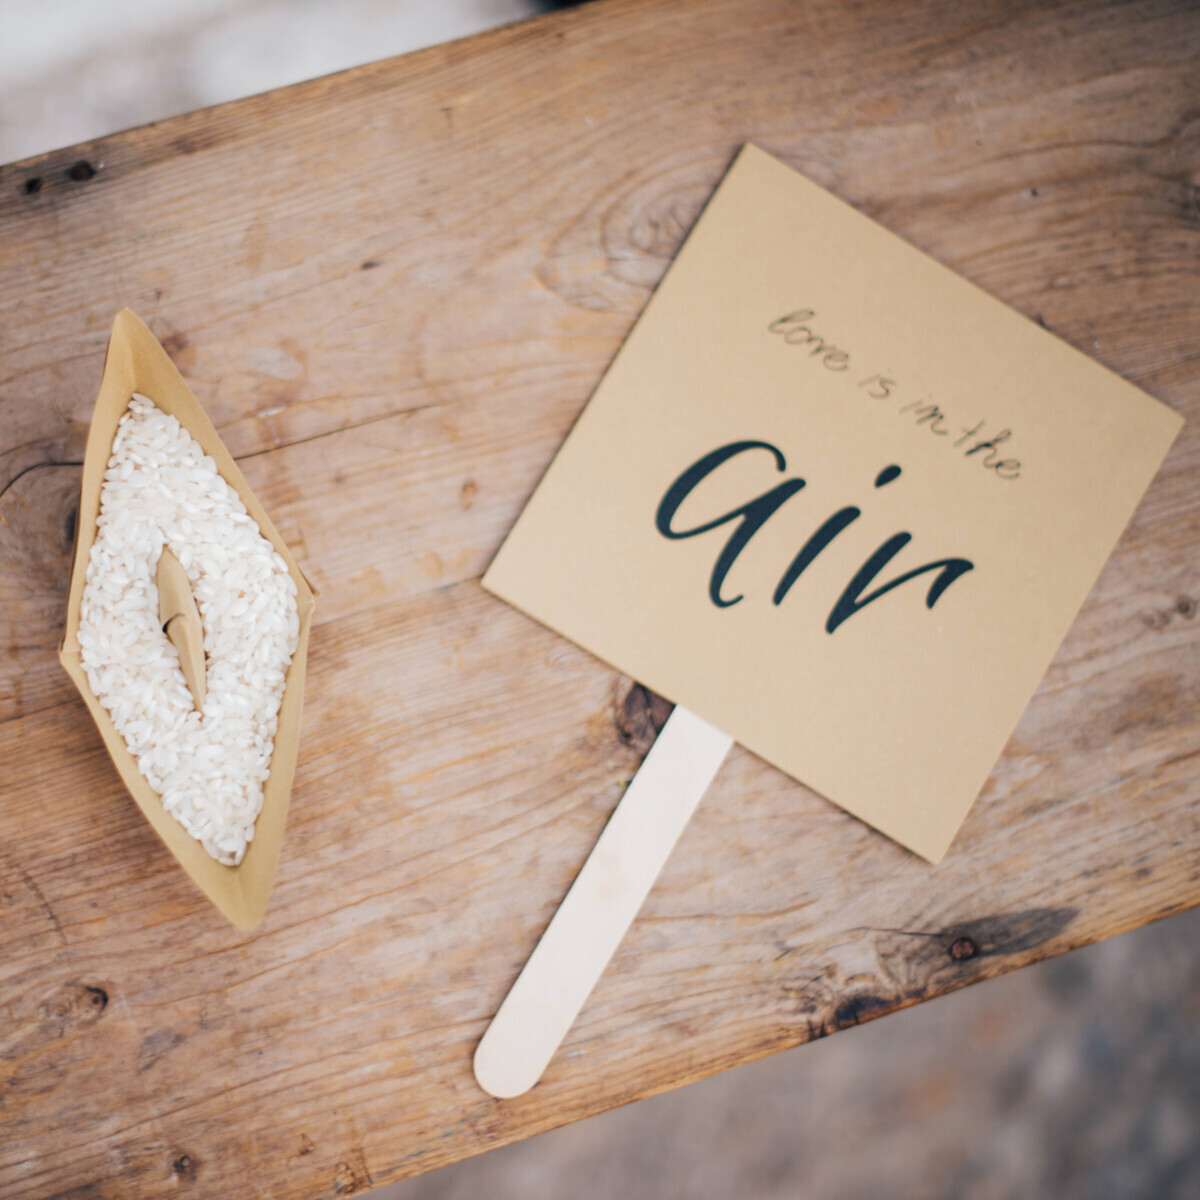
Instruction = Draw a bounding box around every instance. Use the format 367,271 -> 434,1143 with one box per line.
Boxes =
5,4 -> 1197,1196
383,908 -> 1200,1200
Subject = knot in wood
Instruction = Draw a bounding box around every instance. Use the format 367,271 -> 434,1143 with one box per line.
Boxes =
172,1152 -> 198,1179
616,683 -> 673,752
949,936 -> 979,961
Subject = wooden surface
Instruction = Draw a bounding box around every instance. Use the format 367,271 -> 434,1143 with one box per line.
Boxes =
1,0 -> 1198,1195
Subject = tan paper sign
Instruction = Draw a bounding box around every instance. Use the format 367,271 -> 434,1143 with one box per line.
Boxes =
485,145 -> 1182,862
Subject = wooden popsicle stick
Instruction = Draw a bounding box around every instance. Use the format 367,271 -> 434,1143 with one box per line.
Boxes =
473,704 -> 733,1098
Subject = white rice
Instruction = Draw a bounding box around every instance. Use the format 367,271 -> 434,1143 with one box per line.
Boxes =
78,393 -> 299,865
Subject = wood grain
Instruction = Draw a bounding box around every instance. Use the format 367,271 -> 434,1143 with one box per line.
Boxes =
1,0 -> 1198,1195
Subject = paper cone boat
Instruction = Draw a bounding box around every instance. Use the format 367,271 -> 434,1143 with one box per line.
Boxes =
58,309 -> 317,930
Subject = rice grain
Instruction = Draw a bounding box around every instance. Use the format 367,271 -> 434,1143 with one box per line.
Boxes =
78,394 -> 299,865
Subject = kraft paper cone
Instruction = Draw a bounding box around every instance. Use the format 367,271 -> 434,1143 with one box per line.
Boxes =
157,548 -> 207,710
58,309 -> 317,930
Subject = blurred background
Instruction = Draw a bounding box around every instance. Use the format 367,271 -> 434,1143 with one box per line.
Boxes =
0,0 -> 537,164
4,3 -> 1197,1197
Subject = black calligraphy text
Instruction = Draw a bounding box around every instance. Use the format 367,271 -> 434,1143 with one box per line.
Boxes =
655,440 -> 975,633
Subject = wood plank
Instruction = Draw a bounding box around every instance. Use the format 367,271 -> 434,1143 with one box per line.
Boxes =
1,0 -> 1198,1195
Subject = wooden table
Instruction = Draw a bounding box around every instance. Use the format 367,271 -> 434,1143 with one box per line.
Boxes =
2,1 -> 1198,1195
